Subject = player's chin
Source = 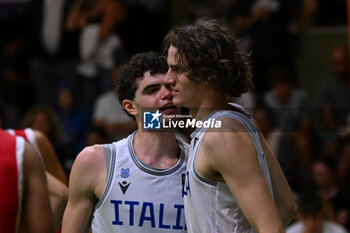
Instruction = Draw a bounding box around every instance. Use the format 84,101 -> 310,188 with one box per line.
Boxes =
173,97 -> 188,109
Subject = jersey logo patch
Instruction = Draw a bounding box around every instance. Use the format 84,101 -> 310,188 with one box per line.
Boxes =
118,181 -> 131,195
121,168 -> 130,178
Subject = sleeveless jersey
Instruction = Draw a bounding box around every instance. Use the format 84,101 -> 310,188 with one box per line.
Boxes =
91,132 -> 189,233
7,128 -> 63,233
6,128 -> 41,156
184,104 -> 274,233
0,130 -> 25,233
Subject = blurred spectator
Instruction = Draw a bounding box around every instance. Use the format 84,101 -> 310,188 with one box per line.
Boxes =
66,0 -> 125,43
65,0 -> 126,114
313,156 -> 350,228
21,106 -> 62,144
277,131 -> 320,194
55,82 -> 89,160
286,192 -> 348,233
85,124 -> 108,146
267,63 -> 322,193
317,46 -> 350,135
231,0 -> 317,94
27,0 -> 80,108
264,64 -> 311,132
92,52 -> 137,141
20,105 -> 71,173
322,136 -> 341,162
337,135 -> 350,186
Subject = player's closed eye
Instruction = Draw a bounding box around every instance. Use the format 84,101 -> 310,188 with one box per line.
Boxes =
171,65 -> 187,74
146,87 -> 159,95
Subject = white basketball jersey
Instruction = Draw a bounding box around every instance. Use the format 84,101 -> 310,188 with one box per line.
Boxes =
184,104 -> 274,233
91,132 -> 188,233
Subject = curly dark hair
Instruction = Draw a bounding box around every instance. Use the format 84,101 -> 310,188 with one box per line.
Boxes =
163,18 -> 253,97
117,51 -> 168,117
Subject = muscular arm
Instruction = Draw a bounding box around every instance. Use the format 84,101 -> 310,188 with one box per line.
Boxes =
198,118 -> 285,233
62,145 -> 106,233
257,131 -> 297,226
20,142 -> 54,233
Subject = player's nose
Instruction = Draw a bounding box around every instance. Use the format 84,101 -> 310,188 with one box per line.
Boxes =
160,85 -> 173,100
164,68 -> 176,87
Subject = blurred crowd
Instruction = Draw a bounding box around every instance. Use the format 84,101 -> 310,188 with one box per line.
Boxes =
0,0 -> 349,231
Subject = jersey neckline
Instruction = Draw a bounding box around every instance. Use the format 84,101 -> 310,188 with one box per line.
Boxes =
127,131 -> 186,176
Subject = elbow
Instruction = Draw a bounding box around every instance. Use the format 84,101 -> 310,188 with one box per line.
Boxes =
51,183 -> 69,215
51,184 -> 69,231
57,184 -> 69,207
282,201 -> 298,227
49,178 -> 69,214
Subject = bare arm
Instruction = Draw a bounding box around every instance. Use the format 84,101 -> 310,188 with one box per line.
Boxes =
20,142 -> 54,233
46,172 -> 69,231
98,0 -> 125,42
288,0 -> 318,34
34,130 -> 68,184
258,131 -> 297,226
65,0 -> 89,31
199,118 -> 285,233
62,145 -> 105,233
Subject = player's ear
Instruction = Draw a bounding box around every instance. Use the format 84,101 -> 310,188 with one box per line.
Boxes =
122,99 -> 137,116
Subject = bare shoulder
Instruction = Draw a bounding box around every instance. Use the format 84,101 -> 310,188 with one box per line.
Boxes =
33,130 -> 48,143
32,129 -> 53,155
23,141 -> 43,169
194,115 -> 265,185
200,117 -> 257,171
73,145 -> 105,173
68,145 -> 107,198
203,117 -> 249,149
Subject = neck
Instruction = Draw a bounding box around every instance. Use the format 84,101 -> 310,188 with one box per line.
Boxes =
189,90 -> 230,121
133,130 -> 180,169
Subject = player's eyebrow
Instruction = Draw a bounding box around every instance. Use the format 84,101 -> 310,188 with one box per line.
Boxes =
169,64 -> 187,72
142,84 -> 160,94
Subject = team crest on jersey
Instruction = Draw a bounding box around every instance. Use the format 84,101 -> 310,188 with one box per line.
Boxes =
121,168 -> 130,178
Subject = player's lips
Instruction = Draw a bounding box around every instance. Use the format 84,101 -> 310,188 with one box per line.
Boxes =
159,104 -> 178,115
159,104 -> 177,111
